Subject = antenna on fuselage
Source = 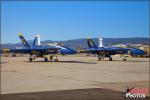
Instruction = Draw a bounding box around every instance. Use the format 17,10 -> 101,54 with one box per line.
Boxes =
99,37 -> 103,47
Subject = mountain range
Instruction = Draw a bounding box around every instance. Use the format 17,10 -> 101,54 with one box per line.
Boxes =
1,37 -> 149,50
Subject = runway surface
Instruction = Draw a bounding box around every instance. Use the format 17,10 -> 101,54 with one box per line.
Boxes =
1,55 -> 149,100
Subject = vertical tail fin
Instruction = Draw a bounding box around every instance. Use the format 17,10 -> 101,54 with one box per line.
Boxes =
32,36 -> 36,47
99,37 -> 103,47
32,34 -> 41,47
18,33 -> 30,48
87,38 -> 98,49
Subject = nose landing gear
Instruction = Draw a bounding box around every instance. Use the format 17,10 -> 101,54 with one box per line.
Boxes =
44,57 -> 48,62
29,57 -> 33,62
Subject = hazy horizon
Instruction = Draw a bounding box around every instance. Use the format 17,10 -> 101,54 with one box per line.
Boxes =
1,37 -> 149,44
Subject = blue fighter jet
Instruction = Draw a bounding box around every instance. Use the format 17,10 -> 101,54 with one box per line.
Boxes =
86,38 -> 145,61
11,33 -> 76,62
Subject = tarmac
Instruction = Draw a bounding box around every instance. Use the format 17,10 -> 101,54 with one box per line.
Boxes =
1,55 -> 149,100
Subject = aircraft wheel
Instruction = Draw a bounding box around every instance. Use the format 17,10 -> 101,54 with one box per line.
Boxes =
44,57 -> 48,62
97,57 -> 101,61
29,57 -> 32,62
123,58 -> 126,61
54,59 -> 59,62
109,57 -> 112,61
97,55 -> 101,61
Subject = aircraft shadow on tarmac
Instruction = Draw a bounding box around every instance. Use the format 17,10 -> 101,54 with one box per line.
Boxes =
58,61 -> 97,64
25,61 -> 97,64
1,62 -> 8,64
96,59 -> 149,62
1,88 -> 128,100
124,60 -> 149,62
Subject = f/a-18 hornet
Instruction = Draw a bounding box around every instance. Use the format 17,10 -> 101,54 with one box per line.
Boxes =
86,38 -> 145,61
11,33 -> 76,62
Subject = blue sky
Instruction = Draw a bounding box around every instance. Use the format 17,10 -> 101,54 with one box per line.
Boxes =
1,1 -> 149,43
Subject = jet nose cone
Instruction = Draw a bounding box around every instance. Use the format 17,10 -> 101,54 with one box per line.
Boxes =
60,47 -> 76,55
140,50 -> 145,55
131,48 -> 145,55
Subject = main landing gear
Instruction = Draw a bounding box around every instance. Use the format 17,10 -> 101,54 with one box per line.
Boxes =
44,55 -> 59,62
49,55 -> 58,62
97,55 -> 112,61
29,56 -> 36,62
29,57 -> 33,62
29,56 -> 59,62
44,57 -> 48,62
120,55 -> 128,61
122,58 -> 126,61
44,57 -> 59,62
109,57 -> 112,61
122,56 -> 128,61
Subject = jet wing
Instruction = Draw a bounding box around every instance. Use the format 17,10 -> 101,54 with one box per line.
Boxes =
10,48 -> 31,53
86,47 -> 130,55
10,46 -> 61,54
86,48 -> 110,52
31,47 -> 61,54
